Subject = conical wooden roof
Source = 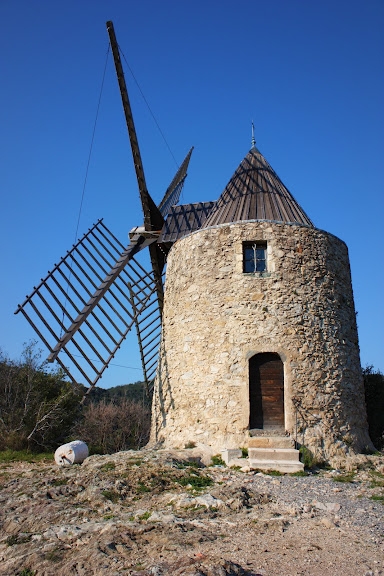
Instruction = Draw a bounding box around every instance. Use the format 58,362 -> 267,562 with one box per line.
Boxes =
202,147 -> 314,228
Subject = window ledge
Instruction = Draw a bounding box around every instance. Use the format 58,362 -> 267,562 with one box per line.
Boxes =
243,272 -> 272,278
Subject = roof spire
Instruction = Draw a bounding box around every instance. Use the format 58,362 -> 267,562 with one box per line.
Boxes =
251,121 -> 256,149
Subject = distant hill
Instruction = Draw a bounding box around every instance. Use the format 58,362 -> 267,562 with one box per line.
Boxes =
81,381 -> 153,407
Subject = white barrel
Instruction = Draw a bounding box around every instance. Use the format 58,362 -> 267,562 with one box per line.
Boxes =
54,440 -> 89,466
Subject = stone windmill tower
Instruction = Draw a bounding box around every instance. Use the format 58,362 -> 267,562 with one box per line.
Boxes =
150,134 -> 374,467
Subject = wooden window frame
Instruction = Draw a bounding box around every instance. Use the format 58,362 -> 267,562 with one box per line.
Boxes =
243,241 -> 267,273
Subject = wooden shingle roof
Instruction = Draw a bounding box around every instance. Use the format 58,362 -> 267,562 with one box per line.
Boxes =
202,147 -> 314,228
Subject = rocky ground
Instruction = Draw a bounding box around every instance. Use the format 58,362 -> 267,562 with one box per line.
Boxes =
0,448 -> 383,576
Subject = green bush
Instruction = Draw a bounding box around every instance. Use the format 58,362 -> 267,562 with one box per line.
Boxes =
177,473 -> 213,490
211,454 -> 226,466
299,445 -> 317,469
240,447 -> 248,458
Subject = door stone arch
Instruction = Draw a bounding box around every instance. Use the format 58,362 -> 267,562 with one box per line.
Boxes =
249,352 -> 284,430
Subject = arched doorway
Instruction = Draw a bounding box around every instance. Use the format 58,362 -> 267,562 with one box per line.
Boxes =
249,352 -> 284,429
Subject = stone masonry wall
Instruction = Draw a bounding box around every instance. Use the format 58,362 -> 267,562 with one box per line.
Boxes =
150,221 -> 374,461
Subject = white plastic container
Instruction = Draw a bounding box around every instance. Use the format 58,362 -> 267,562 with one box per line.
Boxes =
54,440 -> 89,466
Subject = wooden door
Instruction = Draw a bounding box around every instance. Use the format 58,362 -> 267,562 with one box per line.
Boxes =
249,353 -> 284,429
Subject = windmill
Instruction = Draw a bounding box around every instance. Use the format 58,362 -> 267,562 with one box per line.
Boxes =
15,21 -> 193,397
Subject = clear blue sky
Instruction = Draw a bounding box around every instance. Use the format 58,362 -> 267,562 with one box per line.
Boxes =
1,0 -> 383,387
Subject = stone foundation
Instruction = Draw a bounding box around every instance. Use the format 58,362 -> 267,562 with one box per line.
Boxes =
150,221 -> 374,462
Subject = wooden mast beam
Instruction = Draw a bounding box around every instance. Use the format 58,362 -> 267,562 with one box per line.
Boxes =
106,20 -> 165,311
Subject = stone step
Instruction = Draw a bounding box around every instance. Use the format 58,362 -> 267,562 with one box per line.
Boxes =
248,459 -> 304,474
249,436 -> 294,449
249,427 -> 286,437
248,447 -> 301,462
248,442 -> 304,473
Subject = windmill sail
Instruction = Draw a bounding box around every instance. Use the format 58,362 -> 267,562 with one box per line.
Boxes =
158,147 -> 193,218
15,220 -> 158,391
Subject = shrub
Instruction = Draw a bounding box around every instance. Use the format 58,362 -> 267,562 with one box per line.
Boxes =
240,447 -> 248,458
299,445 -> 317,469
211,454 -> 226,466
71,398 -> 150,454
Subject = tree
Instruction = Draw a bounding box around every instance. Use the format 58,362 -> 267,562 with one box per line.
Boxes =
0,342 -> 83,451
363,365 -> 384,451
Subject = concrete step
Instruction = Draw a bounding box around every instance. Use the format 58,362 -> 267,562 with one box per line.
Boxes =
249,436 -> 294,449
249,442 -> 304,473
248,447 -> 301,462
248,459 -> 304,473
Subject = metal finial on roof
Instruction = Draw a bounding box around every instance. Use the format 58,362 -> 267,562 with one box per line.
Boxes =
251,121 -> 256,148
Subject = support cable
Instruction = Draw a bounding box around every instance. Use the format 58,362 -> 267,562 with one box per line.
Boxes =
59,44 -> 110,337
75,44 -> 110,241
119,46 -> 179,169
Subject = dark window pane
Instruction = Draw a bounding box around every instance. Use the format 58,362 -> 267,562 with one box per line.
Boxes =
244,260 -> 254,273
244,247 -> 253,260
256,260 -> 266,272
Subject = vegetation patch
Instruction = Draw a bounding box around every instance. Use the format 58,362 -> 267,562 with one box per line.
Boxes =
45,547 -> 63,562
126,458 -> 144,467
370,478 -> 384,488
211,454 -> 226,466
121,464 -> 213,496
173,459 -> 200,469
289,470 -> 309,477
177,473 -> 213,491
333,472 -> 356,483
0,450 -> 53,463
6,534 -> 32,546
100,462 -> 116,472
137,481 -> 151,493
49,478 -> 67,486
369,470 -> 384,488
184,441 -> 196,449
138,511 -> 152,521
101,489 -> 120,503
299,446 -> 318,469
369,494 -> 384,503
